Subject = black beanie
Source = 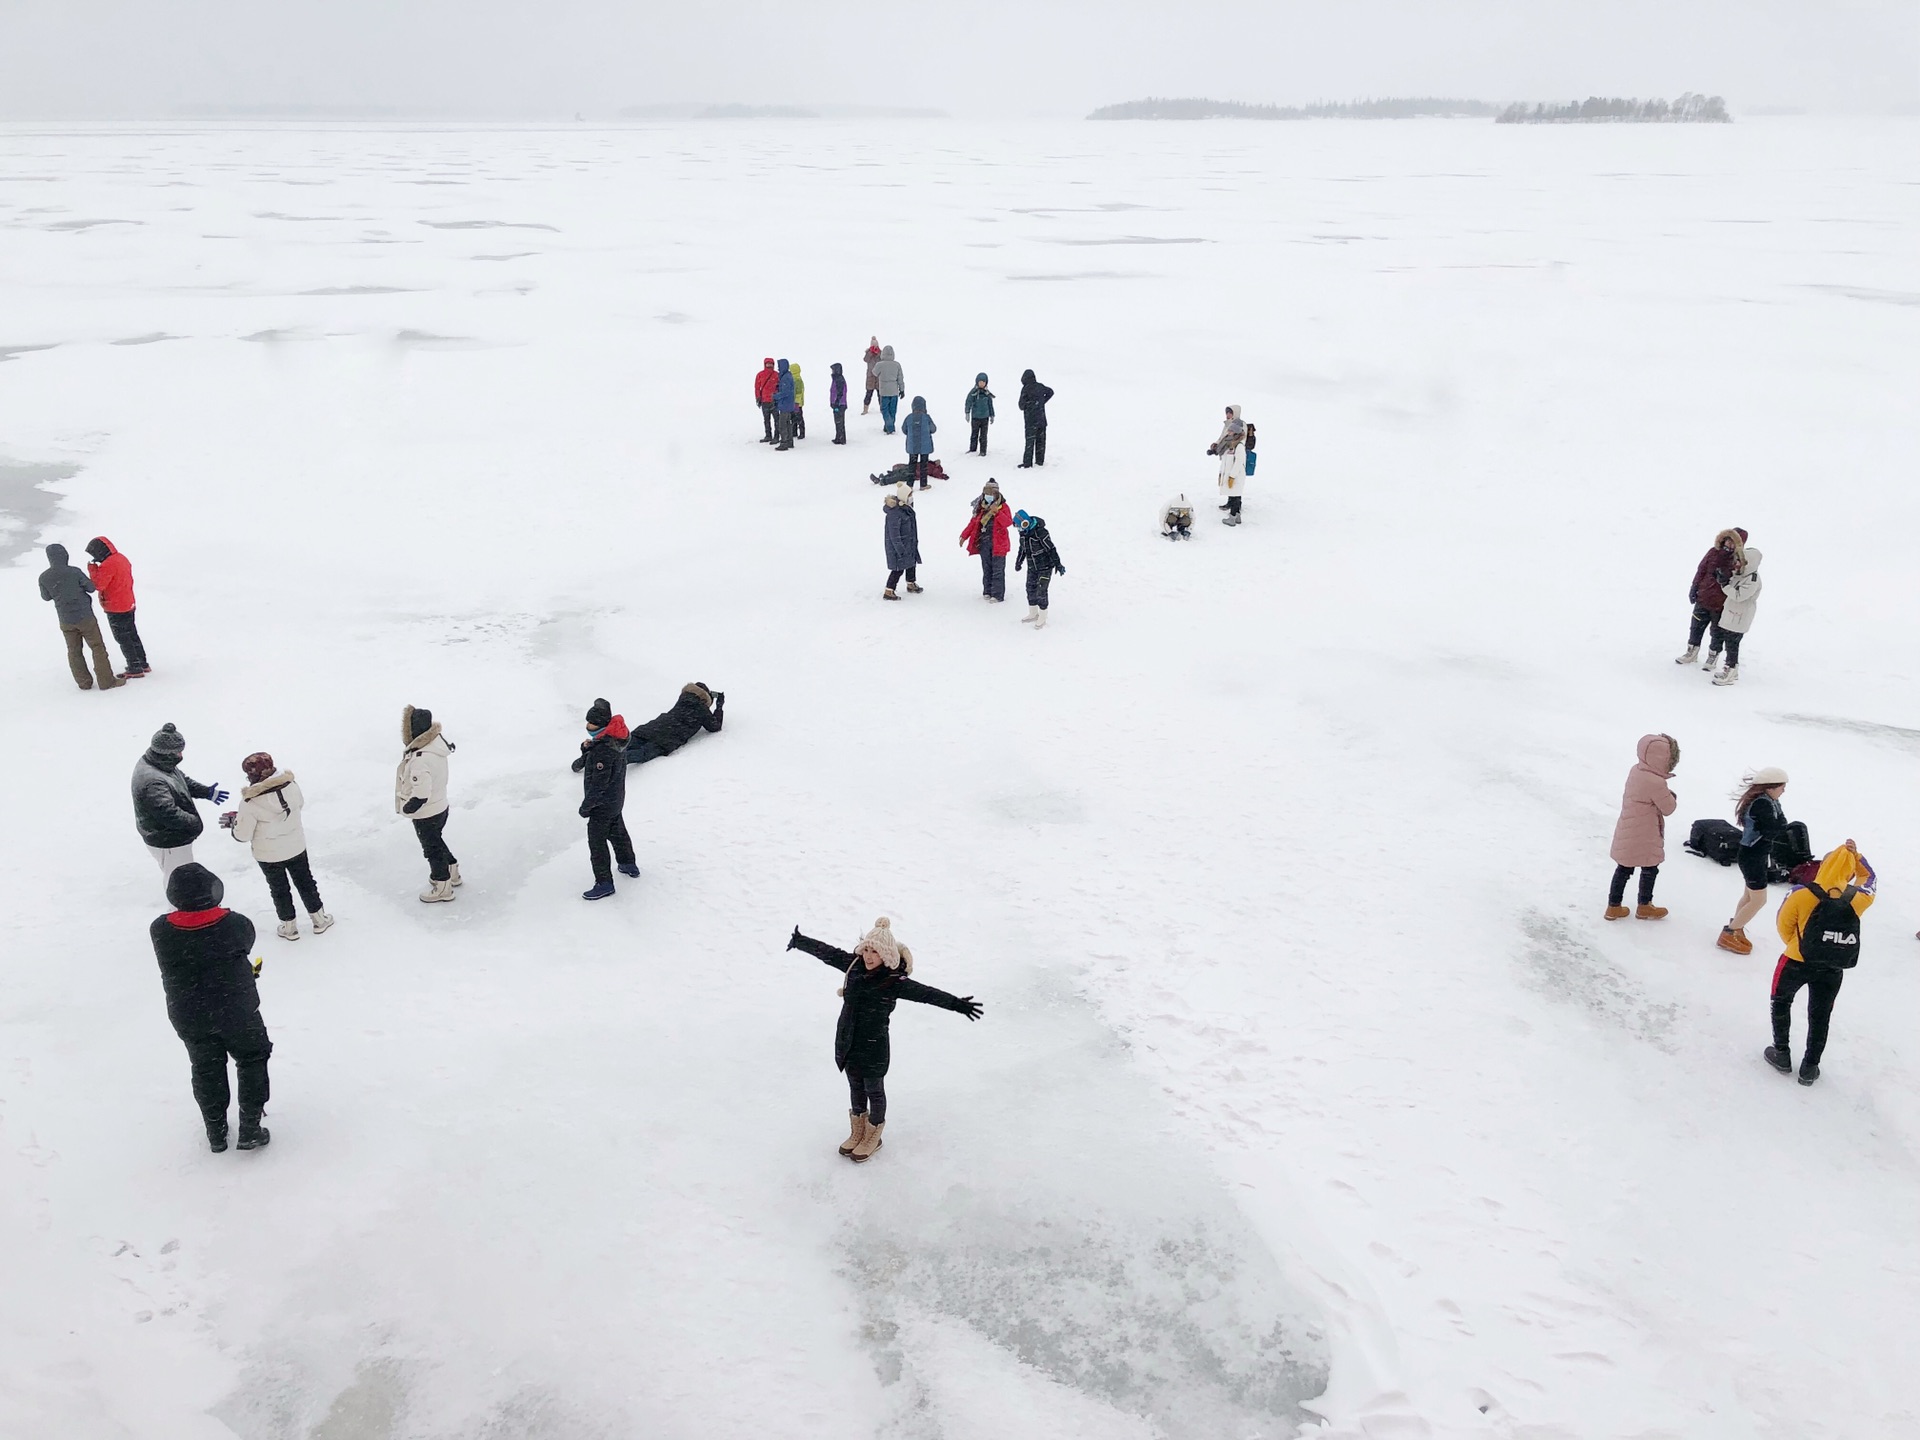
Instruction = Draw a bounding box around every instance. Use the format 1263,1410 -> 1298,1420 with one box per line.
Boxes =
409,707 -> 434,740
150,723 -> 186,757
585,698 -> 612,728
165,862 -> 224,911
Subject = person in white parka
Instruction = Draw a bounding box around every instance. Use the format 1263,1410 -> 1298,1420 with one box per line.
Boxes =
220,751 -> 333,941
1209,405 -> 1248,526
396,704 -> 461,902
1706,548 -> 1762,686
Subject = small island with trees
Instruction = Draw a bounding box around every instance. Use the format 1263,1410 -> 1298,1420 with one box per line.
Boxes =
1088,97 -> 1501,121
1496,94 -> 1730,123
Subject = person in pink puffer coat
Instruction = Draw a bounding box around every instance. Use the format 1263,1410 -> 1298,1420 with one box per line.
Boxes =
1607,733 -> 1679,920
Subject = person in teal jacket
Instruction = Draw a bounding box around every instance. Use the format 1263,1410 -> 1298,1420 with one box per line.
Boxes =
963,373 -> 995,455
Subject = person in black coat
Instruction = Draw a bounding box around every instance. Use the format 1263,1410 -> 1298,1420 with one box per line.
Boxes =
883,482 -> 922,600
1013,509 -> 1065,629
786,918 -> 983,1163
132,722 -> 229,894
625,682 -> 725,765
149,863 -> 272,1152
570,698 -> 638,900
1017,369 -> 1054,469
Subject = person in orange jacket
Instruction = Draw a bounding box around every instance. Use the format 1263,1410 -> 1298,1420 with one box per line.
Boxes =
754,358 -> 780,443
1765,840 -> 1875,1086
85,536 -> 149,677
959,479 -> 1015,602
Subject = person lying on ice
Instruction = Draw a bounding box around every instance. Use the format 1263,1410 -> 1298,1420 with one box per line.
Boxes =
785,918 -> 983,1163
624,682 -> 724,765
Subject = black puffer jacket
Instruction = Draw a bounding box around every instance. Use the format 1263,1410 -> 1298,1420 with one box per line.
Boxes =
148,864 -> 263,1036
790,933 -> 974,1076
132,749 -> 214,848
571,718 -> 630,815
1015,520 -> 1064,575
1018,371 -> 1054,426
629,687 -> 724,758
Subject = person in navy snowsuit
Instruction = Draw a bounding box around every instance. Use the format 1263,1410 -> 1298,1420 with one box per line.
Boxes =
902,396 -> 937,489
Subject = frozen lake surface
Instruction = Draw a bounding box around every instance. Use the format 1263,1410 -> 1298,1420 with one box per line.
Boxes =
1,117 -> 1918,1438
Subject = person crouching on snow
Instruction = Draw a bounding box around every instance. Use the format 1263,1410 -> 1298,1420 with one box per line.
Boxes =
571,697 -> 639,901
396,705 -> 460,902
1161,495 -> 1194,540
785,918 -> 983,1163
220,751 -> 333,941
1013,508 -> 1065,629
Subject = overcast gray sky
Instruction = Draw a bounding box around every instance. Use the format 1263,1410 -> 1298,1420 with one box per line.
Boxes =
1,0 -> 1915,118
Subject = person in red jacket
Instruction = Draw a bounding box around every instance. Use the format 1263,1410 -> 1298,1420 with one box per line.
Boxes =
959,479 -> 1015,602
754,358 -> 780,444
84,536 -> 149,677
1675,527 -> 1746,666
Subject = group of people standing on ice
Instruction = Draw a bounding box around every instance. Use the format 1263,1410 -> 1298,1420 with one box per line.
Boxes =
1602,523 -> 1881,1086
35,537 -> 151,688
877,477 -> 1066,626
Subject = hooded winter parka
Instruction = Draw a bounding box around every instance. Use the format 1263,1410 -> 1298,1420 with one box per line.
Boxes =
754,358 -> 779,405
1689,528 -> 1748,611
37,544 -> 98,625
229,772 -> 308,863
395,715 -> 451,820
1718,549 -> 1763,634
1015,517 -> 1065,575
873,346 -> 905,399
830,363 -> 849,410
961,494 -> 1014,557
149,864 -> 263,1036
791,364 -> 806,407
884,493 -> 921,570
903,397 -> 937,455
573,716 -> 630,816
795,938 -> 974,1076
629,684 -> 723,757
1776,845 -> 1876,964
964,378 -> 996,420
1609,734 -> 1679,868
133,746 -> 216,849
775,360 -> 797,413
84,537 -> 136,613
1018,371 -> 1053,426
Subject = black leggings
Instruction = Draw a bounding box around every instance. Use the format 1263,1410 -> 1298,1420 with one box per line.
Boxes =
1772,959 -> 1844,1066
259,851 -> 324,922
908,454 -> 930,486
1688,605 -> 1719,647
1708,626 -> 1744,665
886,565 -> 917,590
846,1067 -> 888,1125
1226,495 -> 1243,517
1609,864 -> 1659,906
412,811 -> 458,882
179,1012 -> 272,1124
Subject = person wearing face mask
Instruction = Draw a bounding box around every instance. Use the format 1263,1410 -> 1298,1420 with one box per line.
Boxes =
570,698 -> 639,901
132,723 -> 229,894
785,918 -> 984,1163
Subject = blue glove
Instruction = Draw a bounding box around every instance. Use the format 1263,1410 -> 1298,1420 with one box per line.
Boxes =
209,784 -> 230,805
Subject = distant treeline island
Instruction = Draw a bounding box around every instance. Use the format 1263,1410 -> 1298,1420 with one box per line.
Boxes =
1090,95 -> 1732,124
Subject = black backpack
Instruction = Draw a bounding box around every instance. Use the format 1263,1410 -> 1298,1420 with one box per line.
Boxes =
1800,886 -> 1862,969
1685,818 -> 1742,866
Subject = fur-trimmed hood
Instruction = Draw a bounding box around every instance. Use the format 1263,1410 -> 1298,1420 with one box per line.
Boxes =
241,770 -> 295,802
681,682 -> 712,706
401,705 -> 449,752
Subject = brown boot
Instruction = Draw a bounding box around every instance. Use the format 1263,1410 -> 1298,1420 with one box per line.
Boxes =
1603,905 -> 1630,921
1717,926 -> 1753,955
1635,904 -> 1669,920
838,1111 -> 868,1157
849,1121 -> 884,1163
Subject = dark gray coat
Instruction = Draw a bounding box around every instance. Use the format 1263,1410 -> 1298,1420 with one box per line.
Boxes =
884,501 -> 921,571
37,544 -> 98,625
133,750 -> 214,849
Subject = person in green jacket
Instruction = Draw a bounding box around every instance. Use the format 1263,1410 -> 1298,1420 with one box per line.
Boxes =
790,363 -> 807,440
963,373 -> 995,456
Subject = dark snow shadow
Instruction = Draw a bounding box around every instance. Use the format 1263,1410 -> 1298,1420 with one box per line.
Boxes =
1771,712 -> 1920,754
419,220 -> 561,232
110,333 -> 182,346
0,460 -> 79,566
1043,236 -> 1208,246
0,343 -> 59,363
1518,910 -> 1679,1052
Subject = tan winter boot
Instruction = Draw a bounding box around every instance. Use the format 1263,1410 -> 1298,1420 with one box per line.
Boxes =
1603,905 -> 1630,921
838,1112 -> 869,1157
420,879 -> 456,903
1717,925 -> 1753,955
447,862 -> 463,887
1635,903 -> 1669,920
848,1122 -> 885,1163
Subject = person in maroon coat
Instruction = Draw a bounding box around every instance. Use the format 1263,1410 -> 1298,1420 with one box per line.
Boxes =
960,480 -> 1016,602
1676,527 -> 1747,665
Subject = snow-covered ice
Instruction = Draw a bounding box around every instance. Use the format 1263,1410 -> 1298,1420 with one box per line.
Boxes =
2,116 -> 1918,1438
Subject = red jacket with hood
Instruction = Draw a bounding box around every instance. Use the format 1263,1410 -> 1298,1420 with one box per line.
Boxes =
754,359 -> 780,405
960,497 -> 1014,557
1689,528 -> 1747,612
86,537 -> 136,613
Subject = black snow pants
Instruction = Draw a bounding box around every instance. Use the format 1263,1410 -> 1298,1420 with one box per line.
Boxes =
886,565 -> 918,591
969,418 -> 989,454
760,401 -> 775,442
833,407 -> 847,443
775,412 -> 794,449
259,851 -> 324,922
794,406 -> 807,440
1025,567 -> 1053,610
1688,605 -> 1720,648
107,609 -> 148,670
980,550 -> 1007,600
178,1012 -> 273,1125
587,809 -> 636,885
1022,422 -> 1047,467
908,454 -> 930,487
412,812 -> 457,882
846,1066 -> 888,1125
1608,864 -> 1658,907
1708,624 -> 1744,666
1772,959 -> 1844,1067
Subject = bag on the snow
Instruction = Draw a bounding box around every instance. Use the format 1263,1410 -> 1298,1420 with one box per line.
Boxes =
1799,886 -> 1862,969
1770,821 -> 1813,872
1684,818 -> 1742,865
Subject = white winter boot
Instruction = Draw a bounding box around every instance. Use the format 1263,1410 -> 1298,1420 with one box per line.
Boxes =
447,862 -> 463,888
1032,610 -> 1047,629
420,879 -> 456,903
1702,649 -> 1721,671
275,920 -> 300,941
1712,665 -> 1739,686
1021,606 -> 1040,624
310,910 -> 335,935
1675,646 -> 1698,665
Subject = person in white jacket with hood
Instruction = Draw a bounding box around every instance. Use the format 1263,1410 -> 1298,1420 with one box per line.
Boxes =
221,751 -> 333,940
1209,405 -> 1248,526
396,704 -> 460,902
1704,548 -> 1762,686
